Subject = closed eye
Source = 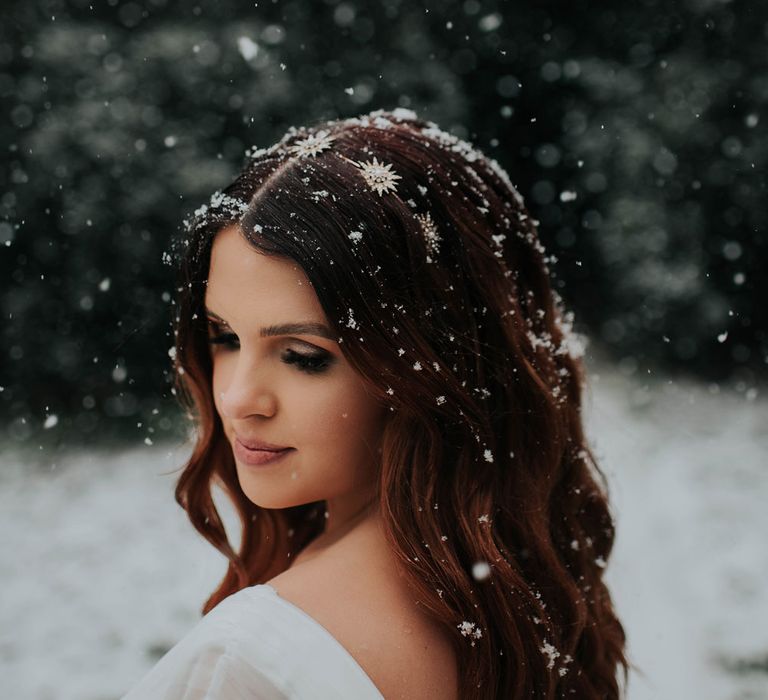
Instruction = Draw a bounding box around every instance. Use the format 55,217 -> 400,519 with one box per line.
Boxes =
207,320 -> 334,375
207,319 -> 239,349
282,349 -> 333,374
208,331 -> 240,349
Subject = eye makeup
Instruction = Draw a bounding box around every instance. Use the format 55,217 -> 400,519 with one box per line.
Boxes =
281,348 -> 333,374
206,318 -> 335,375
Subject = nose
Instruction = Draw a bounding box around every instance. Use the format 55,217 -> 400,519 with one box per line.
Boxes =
218,359 -> 277,420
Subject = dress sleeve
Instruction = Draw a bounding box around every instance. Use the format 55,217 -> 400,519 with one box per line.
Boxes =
121,600 -> 290,700
121,585 -> 384,700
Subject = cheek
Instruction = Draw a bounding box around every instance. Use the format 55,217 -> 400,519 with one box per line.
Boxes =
210,359 -> 232,417
293,377 -> 385,450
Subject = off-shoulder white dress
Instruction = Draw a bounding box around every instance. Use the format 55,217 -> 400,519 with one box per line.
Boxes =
122,584 -> 385,699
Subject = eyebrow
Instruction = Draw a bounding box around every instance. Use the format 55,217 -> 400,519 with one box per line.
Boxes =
204,307 -> 337,341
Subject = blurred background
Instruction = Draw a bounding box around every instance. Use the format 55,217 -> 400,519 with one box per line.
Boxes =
1,0 -> 766,698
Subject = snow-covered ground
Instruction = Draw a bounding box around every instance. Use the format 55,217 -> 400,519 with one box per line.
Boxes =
2,361 -> 766,699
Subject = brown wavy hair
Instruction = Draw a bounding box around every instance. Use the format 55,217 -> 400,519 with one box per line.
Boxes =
170,108 -> 630,698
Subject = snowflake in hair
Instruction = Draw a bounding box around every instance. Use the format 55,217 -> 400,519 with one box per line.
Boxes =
353,156 -> 402,196
289,130 -> 336,158
457,620 -> 483,646
415,211 -> 441,258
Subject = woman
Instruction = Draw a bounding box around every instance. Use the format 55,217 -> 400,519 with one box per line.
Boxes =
124,108 -> 629,698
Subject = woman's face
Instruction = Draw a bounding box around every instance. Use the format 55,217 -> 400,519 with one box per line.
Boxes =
203,225 -> 387,514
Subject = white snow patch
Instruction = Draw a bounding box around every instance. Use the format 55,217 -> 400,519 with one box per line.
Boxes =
3,361 -> 767,699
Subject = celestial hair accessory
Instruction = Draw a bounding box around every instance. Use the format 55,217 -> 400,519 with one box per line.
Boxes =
288,130 -> 336,158
415,211 -> 441,261
337,153 -> 402,196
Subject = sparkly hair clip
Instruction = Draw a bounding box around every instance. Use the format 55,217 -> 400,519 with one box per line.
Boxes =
338,153 -> 402,196
415,211 -> 441,261
288,130 -> 336,158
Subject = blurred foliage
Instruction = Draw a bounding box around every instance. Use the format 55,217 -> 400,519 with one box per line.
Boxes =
1,0 -> 765,447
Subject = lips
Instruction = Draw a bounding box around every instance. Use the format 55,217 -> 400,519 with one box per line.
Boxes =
233,437 -> 294,467
235,435 -> 291,451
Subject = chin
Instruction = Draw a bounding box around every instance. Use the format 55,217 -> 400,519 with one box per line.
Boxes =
235,473 -> 314,511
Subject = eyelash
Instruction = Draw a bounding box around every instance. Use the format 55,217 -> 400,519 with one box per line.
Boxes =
207,326 -> 332,375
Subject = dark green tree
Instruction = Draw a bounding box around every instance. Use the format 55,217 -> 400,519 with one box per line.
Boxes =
1,0 -> 765,447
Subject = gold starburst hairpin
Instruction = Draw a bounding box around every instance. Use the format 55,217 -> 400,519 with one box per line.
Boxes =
339,154 -> 402,196
289,130 -> 336,158
415,211 -> 441,261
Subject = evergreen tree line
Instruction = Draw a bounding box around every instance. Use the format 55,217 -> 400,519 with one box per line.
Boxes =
1,0 -> 764,447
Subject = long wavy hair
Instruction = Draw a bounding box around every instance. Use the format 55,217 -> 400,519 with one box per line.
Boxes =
170,108 -> 630,698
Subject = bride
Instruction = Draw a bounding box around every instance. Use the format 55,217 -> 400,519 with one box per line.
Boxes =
123,108 -> 629,699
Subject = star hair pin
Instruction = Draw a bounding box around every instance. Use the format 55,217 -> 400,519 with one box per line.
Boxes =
415,211 -> 441,261
288,130 -> 336,158
338,154 -> 402,196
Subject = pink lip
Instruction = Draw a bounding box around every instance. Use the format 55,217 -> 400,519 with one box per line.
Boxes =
234,438 -> 294,467
235,435 -> 291,451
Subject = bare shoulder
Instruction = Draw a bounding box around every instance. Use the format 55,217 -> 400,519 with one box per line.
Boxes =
267,526 -> 458,700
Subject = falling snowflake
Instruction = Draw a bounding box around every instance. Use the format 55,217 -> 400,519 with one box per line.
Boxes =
237,36 -> 259,61
209,190 -> 249,216
478,513 -> 490,523
436,395 -> 446,405
457,621 -> 483,646
483,449 -> 494,463
472,560 -> 491,581
289,130 -> 336,158
558,654 -> 574,677
348,230 -> 363,243
344,308 -> 358,330
353,156 -> 402,196
540,639 -> 561,670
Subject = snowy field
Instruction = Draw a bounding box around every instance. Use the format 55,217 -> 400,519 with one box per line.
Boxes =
1,360 -> 766,700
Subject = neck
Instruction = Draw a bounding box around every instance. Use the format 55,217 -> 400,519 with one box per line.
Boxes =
292,496 -> 380,569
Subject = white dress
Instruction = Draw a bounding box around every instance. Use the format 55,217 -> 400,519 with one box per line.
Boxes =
121,584 -> 385,699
